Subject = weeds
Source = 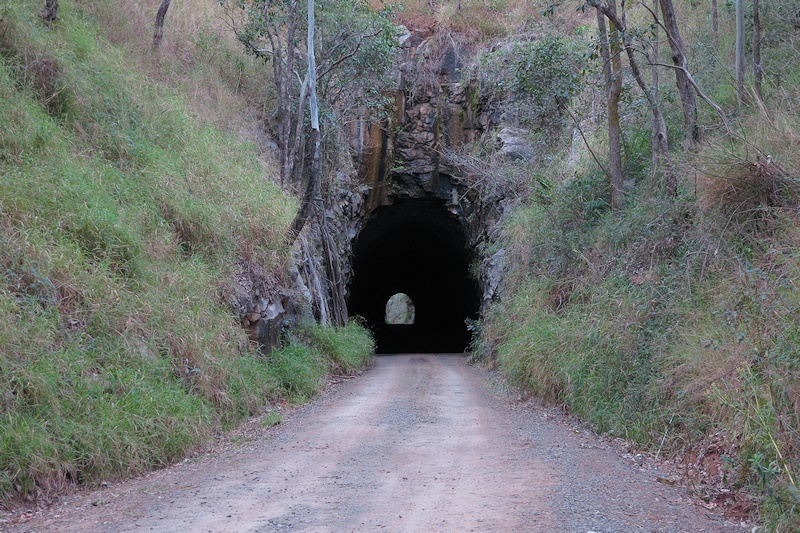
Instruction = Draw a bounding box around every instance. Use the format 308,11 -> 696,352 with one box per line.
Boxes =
0,0 -> 371,505
479,51 -> 800,526
269,321 -> 375,402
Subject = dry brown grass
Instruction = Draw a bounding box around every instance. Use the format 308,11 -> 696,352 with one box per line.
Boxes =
692,112 -> 800,234
82,0 -> 267,135
698,157 -> 794,219
663,314 -> 753,410
390,0 -> 591,42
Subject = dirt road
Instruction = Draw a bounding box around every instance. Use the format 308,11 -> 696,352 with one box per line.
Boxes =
9,355 -> 741,532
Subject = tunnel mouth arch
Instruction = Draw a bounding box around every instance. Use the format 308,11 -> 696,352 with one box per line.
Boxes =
347,198 -> 481,354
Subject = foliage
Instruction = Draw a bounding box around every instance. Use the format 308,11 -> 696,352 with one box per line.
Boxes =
474,4 -> 800,512
479,35 -> 583,130
483,159 -> 800,520
314,1 -> 400,118
221,0 -> 400,183
268,320 -> 375,400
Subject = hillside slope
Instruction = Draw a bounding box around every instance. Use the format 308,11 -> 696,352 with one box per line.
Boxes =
430,0 -> 800,527
1,0 -> 373,503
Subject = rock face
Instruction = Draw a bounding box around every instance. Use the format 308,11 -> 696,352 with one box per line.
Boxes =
230,257 -> 288,353
350,27 -> 511,312
358,32 -> 486,207
497,127 -> 535,161
236,26 -> 516,351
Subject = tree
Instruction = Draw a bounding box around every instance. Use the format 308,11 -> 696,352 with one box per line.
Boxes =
40,0 -> 58,22
153,0 -> 172,48
481,36 -> 582,132
288,0 -> 321,243
596,6 -> 623,208
221,0 -> 397,187
226,0 -> 301,186
650,0 -> 661,179
586,0 -> 672,193
658,0 -> 699,147
735,0 -> 745,106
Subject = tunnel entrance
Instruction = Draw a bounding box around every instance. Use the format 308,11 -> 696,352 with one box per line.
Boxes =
348,199 -> 481,353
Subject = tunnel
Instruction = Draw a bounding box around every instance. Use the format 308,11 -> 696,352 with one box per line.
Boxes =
347,198 -> 481,353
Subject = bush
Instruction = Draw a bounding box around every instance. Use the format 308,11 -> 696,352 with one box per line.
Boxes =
268,321 -> 375,401
482,135 -> 800,525
479,35 -> 583,130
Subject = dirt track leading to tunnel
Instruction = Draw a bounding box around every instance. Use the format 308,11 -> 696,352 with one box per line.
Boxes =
9,355 -> 742,532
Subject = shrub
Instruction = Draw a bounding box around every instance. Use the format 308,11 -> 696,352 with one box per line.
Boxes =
267,321 -> 374,401
479,35 -> 583,130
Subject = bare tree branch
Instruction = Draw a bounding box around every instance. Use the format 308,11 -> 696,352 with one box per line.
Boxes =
153,0 -> 172,48
317,29 -> 382,82
649,61 -> 730,133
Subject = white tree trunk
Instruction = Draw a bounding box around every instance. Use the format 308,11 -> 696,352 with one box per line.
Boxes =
288,0 -> 321,243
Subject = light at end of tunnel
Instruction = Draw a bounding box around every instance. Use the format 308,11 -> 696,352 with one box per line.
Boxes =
385,293 -> 415,325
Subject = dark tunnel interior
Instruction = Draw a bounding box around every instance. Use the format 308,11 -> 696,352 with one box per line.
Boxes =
347,199 -> 481,353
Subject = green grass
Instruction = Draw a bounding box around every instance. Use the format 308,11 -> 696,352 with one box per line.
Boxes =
478,47 -> 800,521
0,0 -> 378,504
481,151 -> 800,526
268,321 -> 375,402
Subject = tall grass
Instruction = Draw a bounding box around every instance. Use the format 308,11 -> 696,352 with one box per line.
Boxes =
485,167 -> 800,524
0,0 -> 376,504
478,20 -> 800,524
267,321 -> 375,401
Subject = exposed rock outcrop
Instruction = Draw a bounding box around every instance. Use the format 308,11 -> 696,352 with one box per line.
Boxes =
350,28 -> 514,312
231,258 -> 287,353
237,24 -> 520,351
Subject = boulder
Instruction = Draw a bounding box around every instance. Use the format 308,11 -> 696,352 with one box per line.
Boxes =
497,127 -> 534,161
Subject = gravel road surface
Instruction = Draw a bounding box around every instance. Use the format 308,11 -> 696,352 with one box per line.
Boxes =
7,354 -> 743,532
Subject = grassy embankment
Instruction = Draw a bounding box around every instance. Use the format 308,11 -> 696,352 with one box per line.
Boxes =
0,0 -> 373,502
399,0 -> 800,527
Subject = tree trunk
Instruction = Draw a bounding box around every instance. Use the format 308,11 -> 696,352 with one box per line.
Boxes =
321,217 -> 348,326
711,0 -> 718,50
651,0 -> 661,178
659,0 -> 699,147
40,0 -> 58,22
601,5 -> 624,209
153,0 -> 172,48
735,0 -> 746,107
624,33 -> 672,194
281,1 -> 299,186
288,127 -> 320,242
288,0 -> 321,244
753,0 -> 763,104
260,1 -> 300,187
589,0 -> 673,194
290,73 -> 310,189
